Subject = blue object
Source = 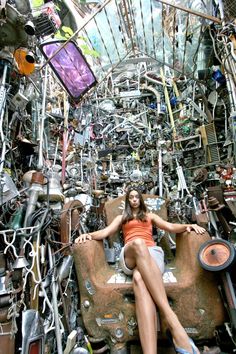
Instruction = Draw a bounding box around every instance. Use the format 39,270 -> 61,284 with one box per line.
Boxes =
174,337 -> 198,354
160,104 -> 167,113
166,329 -> 198,354
149,102 -> 157,109
212,69 -> 226,85
170,96 -> 177,107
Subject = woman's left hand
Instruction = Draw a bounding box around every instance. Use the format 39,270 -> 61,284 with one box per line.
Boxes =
186,224 -> 206,234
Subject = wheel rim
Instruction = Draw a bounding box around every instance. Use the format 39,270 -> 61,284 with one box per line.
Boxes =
200,243 -> 231,267
198,239 -> 236,271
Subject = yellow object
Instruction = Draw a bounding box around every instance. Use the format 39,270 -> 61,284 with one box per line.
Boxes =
3,168 -> 11,176
84,335 -> 93,354
31,0 -> 44,8
14,48 -> 35,76
131,151 -> 140,160
160,67 -> 176,138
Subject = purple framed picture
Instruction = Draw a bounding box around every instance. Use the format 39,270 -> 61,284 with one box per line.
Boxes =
40,40 -> 97,101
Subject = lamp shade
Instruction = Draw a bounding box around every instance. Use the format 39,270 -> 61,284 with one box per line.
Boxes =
40,40 -> 97,101
14,48 -> 35,75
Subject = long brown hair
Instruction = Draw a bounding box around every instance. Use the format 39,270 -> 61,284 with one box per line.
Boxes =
122,188 -> 147,224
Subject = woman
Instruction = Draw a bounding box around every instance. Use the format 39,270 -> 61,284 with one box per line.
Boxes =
75,188 -> 205,354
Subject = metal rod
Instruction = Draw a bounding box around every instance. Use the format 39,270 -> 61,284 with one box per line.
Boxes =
160,67 -> 176,137
217,0 -> 236,162
158,149 -> 163,197
114,0 -> 129,53
127,0 -> 139,53
156,0 -> 221,24
161,3 -> 165,69
23,187 -> 42,228
150,0 -> 157,59
37,65 -> 48,170
48,244 -> 63,354
0,64 -> 8,176
139,0 -> 148,54
182,13 -> 190,74
172,10 -> 177,71
140,83 -> 161,117
123,0 -> 136,54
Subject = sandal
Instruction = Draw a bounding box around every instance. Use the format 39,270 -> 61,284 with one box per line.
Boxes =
166,329 -> 199,354
174,337 -> 198,354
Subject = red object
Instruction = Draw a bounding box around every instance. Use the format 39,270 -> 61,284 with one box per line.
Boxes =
29,340 -> 41,354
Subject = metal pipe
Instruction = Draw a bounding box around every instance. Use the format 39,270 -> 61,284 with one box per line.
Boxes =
37,65 -> 48,170
23,187 -> 42,227
141,83 -> 161,117
217,0 -> 236,161
221,272 -> 236,330
48,244 -> 63,354
217,0 -> 236,105
176,163 -> 190,196
158,149 -> 163,197
122,0 -> 135,54
0,64 -> 8,176
157,0 -> 221,24
160,67 -> 176,137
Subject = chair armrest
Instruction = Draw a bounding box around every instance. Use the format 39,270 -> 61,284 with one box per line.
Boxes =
73,240 -> 114,285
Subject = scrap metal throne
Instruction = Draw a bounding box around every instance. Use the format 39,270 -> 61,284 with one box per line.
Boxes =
73,195 -> 226,353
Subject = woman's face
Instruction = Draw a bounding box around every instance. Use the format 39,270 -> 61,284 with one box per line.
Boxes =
128,190 -> 140,209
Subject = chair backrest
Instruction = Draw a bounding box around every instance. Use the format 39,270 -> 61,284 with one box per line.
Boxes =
104,194 -> 168,244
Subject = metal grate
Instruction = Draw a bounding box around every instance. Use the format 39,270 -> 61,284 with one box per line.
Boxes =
202,123 -> 220,164
222,0 -> 236,21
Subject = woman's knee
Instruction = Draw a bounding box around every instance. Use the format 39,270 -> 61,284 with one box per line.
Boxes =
133,269 -> 144,288
129,239 -> 147,256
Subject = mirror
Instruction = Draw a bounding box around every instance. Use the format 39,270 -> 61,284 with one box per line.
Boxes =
40,40 -> 97,101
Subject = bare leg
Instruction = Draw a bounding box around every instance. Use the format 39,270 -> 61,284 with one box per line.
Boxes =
124,239 -> 200,354
133,269 -> 157,354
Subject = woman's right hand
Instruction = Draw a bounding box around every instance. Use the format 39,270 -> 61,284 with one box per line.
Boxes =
74,233 -> 92,244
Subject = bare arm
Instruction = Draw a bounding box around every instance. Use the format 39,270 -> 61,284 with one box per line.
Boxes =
148,213 -> 206,234
74,214 -> 123,243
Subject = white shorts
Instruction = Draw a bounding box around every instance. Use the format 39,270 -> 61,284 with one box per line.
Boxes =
119,244 -> 165,275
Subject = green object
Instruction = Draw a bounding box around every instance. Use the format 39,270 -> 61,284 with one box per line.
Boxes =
31,0 -> 44,8
55,26 -> 74,40
84,335 -> 93,354
10,207 -> 25,230
87,343 -> 93,354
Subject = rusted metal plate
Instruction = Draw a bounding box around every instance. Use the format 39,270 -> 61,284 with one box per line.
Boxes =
60,200 -> 83,247
73,240 -> 138,345
163,231 -> 226,339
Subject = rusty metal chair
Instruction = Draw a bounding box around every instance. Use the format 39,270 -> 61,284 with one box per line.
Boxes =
72,195 -> 226,353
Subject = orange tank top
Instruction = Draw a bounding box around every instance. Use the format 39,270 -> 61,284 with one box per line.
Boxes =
122,216 -> 155,247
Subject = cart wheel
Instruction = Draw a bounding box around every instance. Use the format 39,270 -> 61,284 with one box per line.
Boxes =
198,239 -> 236,272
